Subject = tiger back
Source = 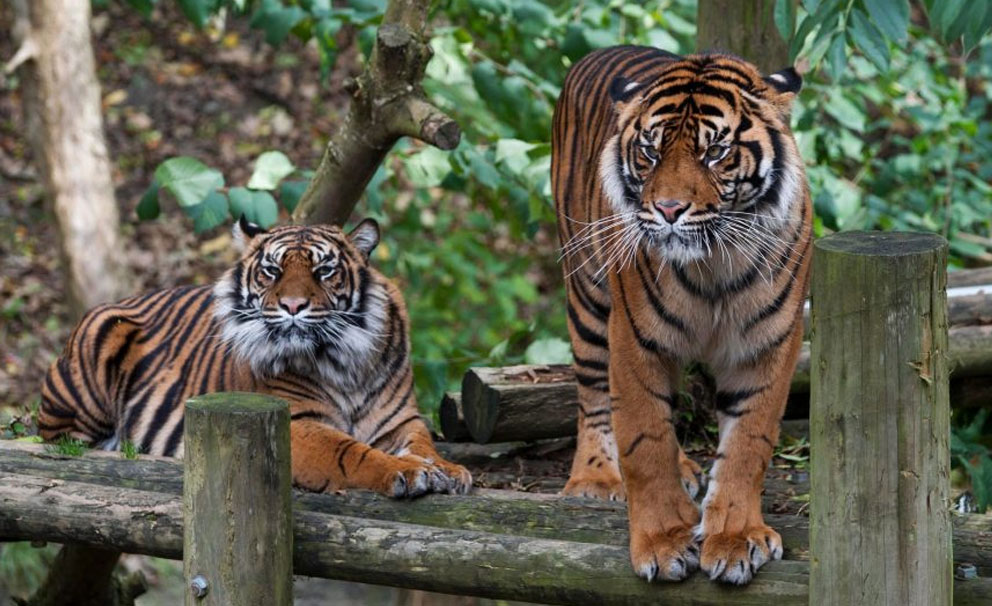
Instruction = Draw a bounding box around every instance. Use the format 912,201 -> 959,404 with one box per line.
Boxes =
39,218 -> 471,498
552,47 -> 811,584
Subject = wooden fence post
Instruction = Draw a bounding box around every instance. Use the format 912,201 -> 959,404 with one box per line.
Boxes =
183,393 -> 292,606
809,232 -> 952,606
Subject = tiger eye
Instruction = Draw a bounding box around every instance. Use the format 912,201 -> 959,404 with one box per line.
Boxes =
706,145 -> 725,159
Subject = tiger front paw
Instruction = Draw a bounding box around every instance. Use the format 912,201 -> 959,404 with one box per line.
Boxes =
629,523 -> 700,582
698,524 -> 783,585
562,468 -> 626,501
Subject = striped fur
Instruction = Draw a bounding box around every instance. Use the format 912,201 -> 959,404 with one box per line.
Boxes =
39,218 -> 471,498
552,47 -> 811,584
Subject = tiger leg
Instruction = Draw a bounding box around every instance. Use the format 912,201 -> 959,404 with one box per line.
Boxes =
291,419 -> 451,498
610,314 -> 700,581
561,277 -> 626,500
697,324 -> 802,584
388,421 -> 472,494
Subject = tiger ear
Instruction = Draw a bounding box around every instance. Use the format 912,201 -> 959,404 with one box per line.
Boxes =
609,76 -> 644,107
232,214 -> 266,252
763,67 -> 802,95
347,218 -> 380,260
763,66 -> 802,118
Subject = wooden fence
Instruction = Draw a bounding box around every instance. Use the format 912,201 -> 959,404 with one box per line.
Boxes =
2,231 -> 991,605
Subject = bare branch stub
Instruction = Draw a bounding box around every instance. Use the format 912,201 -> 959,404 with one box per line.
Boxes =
293,0 -> 460,226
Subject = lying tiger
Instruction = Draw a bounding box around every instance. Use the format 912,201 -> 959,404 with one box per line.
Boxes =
553,47 -> 812,584
39,217 -> 471,497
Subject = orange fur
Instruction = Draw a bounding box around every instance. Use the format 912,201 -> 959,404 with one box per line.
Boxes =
552,47 -> 811,584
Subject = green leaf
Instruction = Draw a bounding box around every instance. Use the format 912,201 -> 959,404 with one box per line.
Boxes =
247,151 -> 296,190
524,337 -> 573,365
251,1 -> 306,45
847,9 -> 890,72
154,156 -> 225,208
825,33 -> 847,82
930,0 -> 968,41
125,0 -> 156,17
186,191 -> 230,233
774,0 -> 796,42
176,0 -> 213,28
136,181 -> 161,220
961,2 -> 992,52
228,187 -> 279,228
278,180 -> 309,213
863,0 -> 909,42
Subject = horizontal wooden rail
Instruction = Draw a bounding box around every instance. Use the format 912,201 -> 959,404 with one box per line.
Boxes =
2,470 -> 991,605
1,442 -> 990,602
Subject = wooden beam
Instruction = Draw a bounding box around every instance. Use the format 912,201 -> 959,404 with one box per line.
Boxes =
1,441 -> 991,575
2,472 -> 990,605
810,232 -> 952,606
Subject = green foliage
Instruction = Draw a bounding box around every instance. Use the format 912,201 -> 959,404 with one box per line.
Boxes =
0,543 -> 58,600
121,439 -> 140,459
794,31 -> 992,263
45,435 -> 89,457
951,410 -> 992,512
141,152 -> 303,232
782,0 -> 992,80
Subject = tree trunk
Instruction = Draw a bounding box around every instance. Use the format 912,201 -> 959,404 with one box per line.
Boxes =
291,0 -> 459,225
8,0 -> 131,316
696,0 -> 792,73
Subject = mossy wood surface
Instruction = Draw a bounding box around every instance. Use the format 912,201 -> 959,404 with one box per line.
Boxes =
810,232 -> 953,606
182,393 -> 293,606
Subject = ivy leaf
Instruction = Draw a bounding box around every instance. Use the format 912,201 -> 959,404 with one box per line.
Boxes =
848,9 -> 890,73
251,0 -> 307,45
247,151 -> 296,190
863,0 -> 909,43
228,187 -> 279,228
136,181 -> 161,220
524,337 -> 573,365
186,191 -> 230,233
176,0 -> 212,28
278,180 -> 309,213
154,156 -> 225,208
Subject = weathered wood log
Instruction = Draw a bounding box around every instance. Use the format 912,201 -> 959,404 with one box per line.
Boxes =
801,291 -> 992,337
2,441 -> 992,575
461,365 -> 577,443
2,471 -> 990,605
458,325 -> 992,443
183,394 -> 293,606
438,392 -> 472,442
810,232 -> 952,606
949,267 -> 992,288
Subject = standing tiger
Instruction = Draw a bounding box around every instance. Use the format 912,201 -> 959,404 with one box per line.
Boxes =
552,46 -> 812,584
39,218 -> 471,497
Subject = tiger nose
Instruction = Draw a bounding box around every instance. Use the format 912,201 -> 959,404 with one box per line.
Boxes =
654,199 -> 689,224
279,297 -> 309,315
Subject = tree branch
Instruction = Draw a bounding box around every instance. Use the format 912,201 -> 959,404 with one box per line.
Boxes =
292,0 -> 460,225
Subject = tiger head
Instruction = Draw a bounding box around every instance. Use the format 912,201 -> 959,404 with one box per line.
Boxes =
599,54 -> 805,265
213,216 -> 388,384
